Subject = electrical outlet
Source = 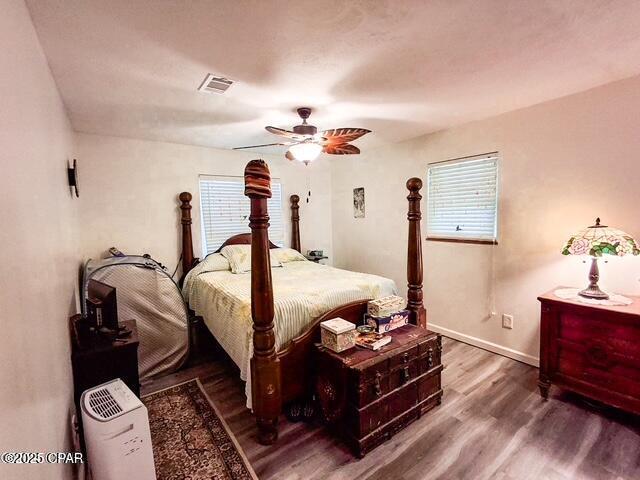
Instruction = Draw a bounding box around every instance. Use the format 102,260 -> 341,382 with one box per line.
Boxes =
502,314 -> 514,329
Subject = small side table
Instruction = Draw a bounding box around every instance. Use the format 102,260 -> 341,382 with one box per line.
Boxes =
70,316 -> 140,447
71,317 -> 140,398
305,255 -> 328,263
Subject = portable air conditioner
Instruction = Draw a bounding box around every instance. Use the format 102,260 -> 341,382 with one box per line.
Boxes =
81,379 -> 156,480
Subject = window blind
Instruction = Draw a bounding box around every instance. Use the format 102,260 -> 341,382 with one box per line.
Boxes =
199,176 -> 284,256
427,153 -> 499,242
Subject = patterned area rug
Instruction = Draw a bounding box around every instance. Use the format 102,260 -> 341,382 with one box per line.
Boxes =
142,378 -> 258,480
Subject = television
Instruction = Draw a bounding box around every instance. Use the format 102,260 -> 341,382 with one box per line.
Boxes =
87,279 -> 119,331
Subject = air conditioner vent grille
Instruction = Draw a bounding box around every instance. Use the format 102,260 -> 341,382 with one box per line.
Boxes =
198,74 -> 233,94
88,388 -> 123,419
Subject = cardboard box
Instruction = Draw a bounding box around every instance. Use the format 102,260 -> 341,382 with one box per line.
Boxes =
365,309 -> 410,334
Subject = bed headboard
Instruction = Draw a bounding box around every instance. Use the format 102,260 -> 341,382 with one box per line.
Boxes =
177,182 -> 302,281
214,233 -> 279,253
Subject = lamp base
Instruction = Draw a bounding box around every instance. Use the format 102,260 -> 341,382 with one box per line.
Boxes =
578,285 -> 609,300
579,257 -> 609,300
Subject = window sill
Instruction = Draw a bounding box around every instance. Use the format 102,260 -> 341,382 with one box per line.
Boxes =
426,237 -> 498,246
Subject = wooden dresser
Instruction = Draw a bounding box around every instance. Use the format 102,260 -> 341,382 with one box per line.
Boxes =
315,325 -> 443,457
538,290 -> 640,415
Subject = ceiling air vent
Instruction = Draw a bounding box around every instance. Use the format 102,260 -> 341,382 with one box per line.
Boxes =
198,74 -> 233,94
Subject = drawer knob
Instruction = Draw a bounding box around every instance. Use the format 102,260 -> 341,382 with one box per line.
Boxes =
403,352 -> 410,363
374,372 -> 382,397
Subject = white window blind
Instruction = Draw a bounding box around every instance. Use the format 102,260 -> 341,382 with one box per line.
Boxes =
427,153 -> 499,242
199,176 -> 284,256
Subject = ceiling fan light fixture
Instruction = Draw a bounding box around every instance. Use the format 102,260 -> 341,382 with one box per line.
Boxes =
236,108 -> 371,161
289,142 -> 323,163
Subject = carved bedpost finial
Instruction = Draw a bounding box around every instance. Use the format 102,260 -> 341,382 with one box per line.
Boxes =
178,192 -> 196,283
406,177 -> 426,329
290,195 -> 301,252
406,177 -> 422,201
179,192 -> 192,219
244,159 -> 272,199
244,159 -> 281,445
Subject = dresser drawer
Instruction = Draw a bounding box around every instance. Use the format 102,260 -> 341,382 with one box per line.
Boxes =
558,311 -> 640,360
558,343 -> 640,398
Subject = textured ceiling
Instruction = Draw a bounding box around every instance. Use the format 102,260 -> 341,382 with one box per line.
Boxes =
27,0 -> 640,154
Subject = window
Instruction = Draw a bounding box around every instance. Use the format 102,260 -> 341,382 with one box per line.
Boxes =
199,176 -> 284,256
426,153 -> 499,243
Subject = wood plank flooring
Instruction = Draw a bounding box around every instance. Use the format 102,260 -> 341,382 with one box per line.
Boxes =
142,338 -> 640,480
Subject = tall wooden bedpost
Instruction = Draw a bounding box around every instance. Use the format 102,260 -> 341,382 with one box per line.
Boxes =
179,192 -> 196,282
290,194 -> 301,252
245,160 -> 281,445
406,178 -> 426,329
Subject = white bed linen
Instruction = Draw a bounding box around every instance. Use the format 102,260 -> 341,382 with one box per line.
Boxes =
183,260 -> 397,408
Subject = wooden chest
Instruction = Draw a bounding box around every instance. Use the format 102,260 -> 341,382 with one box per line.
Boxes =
315,325 -> 443,457
538,290 -> 640,415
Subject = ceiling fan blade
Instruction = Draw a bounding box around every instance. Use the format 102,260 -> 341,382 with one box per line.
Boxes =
323,143 -> 360,155
266,126 -> 308,141
233,142 -> 293,150
321,128 -> 371,144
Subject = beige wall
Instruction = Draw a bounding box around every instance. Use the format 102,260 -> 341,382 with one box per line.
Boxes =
0,2 -> 79,479
331,75 -> 640,364
75,133 -> 333,270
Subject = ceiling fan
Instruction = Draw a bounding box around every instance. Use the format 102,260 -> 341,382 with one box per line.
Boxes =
233,107 -> 371,165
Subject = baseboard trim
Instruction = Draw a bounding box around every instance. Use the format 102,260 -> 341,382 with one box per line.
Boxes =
429,323 -> 540,367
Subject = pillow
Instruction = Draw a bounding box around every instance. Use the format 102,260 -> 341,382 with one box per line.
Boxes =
181,253 -> 230,295
271,247 -> 308,264
196,253 -> 230,273
220,244 -> 282,274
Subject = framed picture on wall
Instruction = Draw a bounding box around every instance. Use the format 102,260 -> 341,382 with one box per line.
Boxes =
353,187 -> 365,218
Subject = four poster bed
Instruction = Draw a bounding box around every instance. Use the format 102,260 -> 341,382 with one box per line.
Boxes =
177,159 -> 427,444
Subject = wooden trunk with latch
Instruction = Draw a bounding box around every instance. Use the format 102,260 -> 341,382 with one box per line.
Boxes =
315,324 -> 443,457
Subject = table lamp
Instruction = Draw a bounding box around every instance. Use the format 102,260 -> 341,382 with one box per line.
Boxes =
562,218 -> 639,299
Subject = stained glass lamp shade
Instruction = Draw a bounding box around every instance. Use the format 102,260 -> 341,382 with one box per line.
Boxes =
562,218 -> 640,299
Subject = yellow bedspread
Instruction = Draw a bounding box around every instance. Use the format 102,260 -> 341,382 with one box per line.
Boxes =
183,260 -> 397,408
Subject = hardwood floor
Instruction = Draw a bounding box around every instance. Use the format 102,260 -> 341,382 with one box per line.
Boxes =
142,338 -> 640,480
